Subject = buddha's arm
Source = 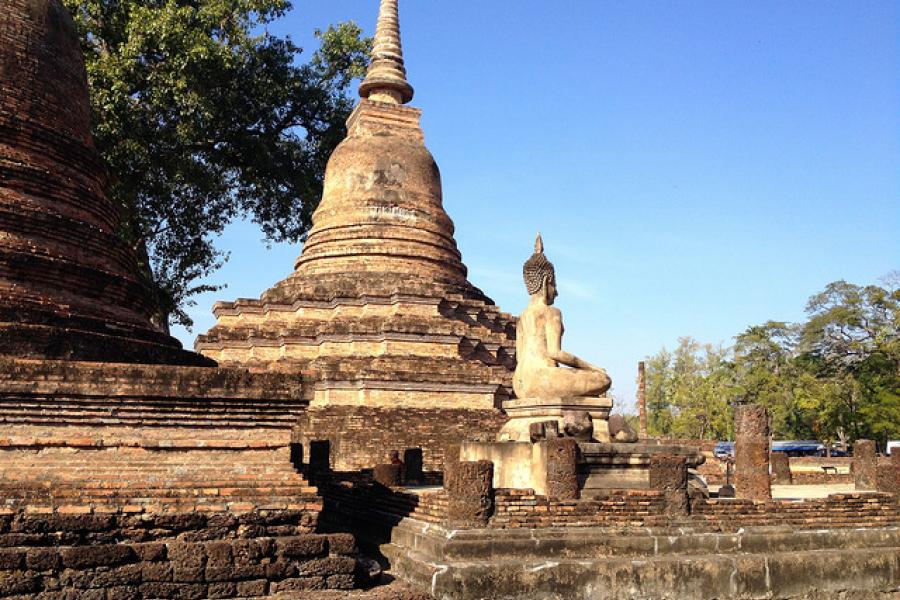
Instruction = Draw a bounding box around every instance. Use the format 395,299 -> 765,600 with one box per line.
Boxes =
545,310 -> 602,371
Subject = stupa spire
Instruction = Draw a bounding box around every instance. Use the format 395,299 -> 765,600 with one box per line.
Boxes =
358,0 -> 414,104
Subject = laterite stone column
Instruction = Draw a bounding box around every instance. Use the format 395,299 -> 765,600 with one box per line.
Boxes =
545,438 -> 579,500
649,455 -> 689,516
735,405 -> 771,500
853,440 -> 877,491
770,452 -> 792,485
443,443 -> 461,488
446,460 -> 494,528
875,452 -> 899,494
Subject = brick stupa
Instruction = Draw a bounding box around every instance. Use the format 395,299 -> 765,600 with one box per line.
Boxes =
0,0 -> 207,365
197,0 -> 513,470
0,3 -> 367,595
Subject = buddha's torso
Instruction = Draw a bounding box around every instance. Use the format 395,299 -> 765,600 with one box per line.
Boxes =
513,303 -> 563,397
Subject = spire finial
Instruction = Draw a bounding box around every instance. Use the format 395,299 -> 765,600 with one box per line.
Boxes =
535,233 -> 544,254
359,0 -> 415,104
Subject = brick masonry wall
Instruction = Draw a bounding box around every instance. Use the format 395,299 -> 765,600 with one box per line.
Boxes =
0,358 -> 353,598
775,456 -> 851,484
0,505 -> 357,598
0,359 -> 313,512
790,471 -> 853,484
295,405 -> 508,472
693,493 -> 900,531
0,444 -> 319,512
491,489 -> 668,529
459,490 -> 900,532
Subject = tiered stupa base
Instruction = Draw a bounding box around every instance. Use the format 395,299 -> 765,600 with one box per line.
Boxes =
198,273 -> 516,472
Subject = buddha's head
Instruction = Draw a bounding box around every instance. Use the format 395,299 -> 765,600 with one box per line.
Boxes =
523,234 -> 557,305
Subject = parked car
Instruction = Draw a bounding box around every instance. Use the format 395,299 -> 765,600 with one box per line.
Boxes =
771,440 -> 826,457
713,441 -> 734,460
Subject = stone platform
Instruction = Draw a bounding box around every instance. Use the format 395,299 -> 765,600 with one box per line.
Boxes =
381,518 -> 900,600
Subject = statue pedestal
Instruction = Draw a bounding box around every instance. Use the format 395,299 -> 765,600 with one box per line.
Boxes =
460,440 -> 705,497
498,396 -> 613,443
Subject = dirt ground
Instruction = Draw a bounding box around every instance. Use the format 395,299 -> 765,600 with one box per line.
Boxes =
710,483 -> 857,499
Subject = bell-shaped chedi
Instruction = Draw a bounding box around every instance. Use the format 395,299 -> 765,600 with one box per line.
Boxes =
197,0 -> 516,411
0,0 -> 210,365
279,0 -> 477,302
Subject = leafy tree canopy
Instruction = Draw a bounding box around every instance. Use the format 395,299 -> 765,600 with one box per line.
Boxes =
63,0 -> 371,328
645,274 -> 900,448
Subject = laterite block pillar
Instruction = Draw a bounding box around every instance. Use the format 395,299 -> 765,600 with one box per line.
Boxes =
853,440 -> 877,491
735,405 -> 771,500
770,452 -> 792,485
650,454 -> 689,516
446,460 -> 494,528
545,437 -> 579,501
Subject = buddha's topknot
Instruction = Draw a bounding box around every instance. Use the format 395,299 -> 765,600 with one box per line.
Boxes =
523,234 -> 555,295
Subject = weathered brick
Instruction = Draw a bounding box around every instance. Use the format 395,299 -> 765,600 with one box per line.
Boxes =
204,541 -> 233,582
277,535 -> 327,559
138,583 -> 208,600
326,573 -> 355,589
271,577 -> 325,592
327,533 -> 356,556
0,548 -> 25,570
26,548 -> 61,571
0,573 -> 39,596
206,582 -> 237,599
133,543 -> 166,562
60,544 -> 136,569
142,561 -> 174,583
296,556 -> 356,578
106,586 -> 140,600
235,580 -> 267,597
168,543 -> 206,583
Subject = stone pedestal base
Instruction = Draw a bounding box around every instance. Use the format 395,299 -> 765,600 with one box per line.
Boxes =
459,440 -> 704,496
498,396 -> 613,442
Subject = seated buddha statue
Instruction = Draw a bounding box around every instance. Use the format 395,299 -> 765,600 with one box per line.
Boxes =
513,235 -> 612,400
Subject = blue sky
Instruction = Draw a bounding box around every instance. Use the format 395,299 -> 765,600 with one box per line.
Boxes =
172,0 -> 899,412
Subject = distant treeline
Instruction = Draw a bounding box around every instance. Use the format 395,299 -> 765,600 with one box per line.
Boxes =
645,274 -> 900,448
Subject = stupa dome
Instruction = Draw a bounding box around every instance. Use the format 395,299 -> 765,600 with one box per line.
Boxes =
294,102 -> 470,289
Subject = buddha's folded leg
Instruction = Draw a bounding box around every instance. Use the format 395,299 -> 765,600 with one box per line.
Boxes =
533,368 -> 611,398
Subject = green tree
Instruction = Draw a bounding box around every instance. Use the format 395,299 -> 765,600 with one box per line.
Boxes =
644,275 -> 900,446
64,0 -> 371,328
644,348 -> 674,436
644,338 -> 734,440
732,321 -> 815,439
799,278 -> 900,445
